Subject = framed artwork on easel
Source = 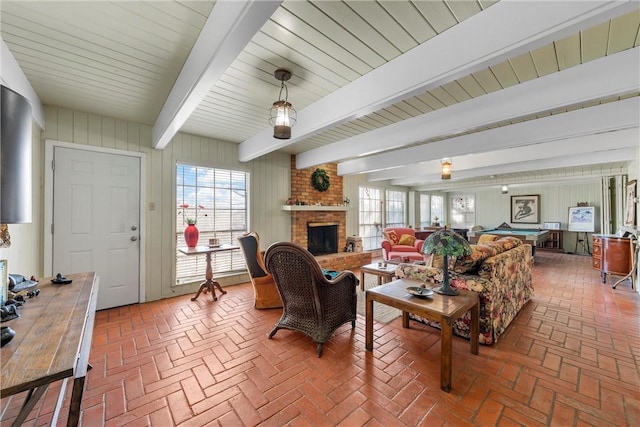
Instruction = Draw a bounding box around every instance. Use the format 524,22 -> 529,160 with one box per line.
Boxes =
624,180 -> 637,227
568,206 -> 595,232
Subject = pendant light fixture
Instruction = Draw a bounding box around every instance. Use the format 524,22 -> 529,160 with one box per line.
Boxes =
441,158 -> 452,180
269,69 -> 296,139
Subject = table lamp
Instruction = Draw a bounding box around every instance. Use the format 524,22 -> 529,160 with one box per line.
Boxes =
422,229 -> 472,295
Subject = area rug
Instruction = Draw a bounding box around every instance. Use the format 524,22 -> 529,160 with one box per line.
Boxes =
355,275 -> 401,324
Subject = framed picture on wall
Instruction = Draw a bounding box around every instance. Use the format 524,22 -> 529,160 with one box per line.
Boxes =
511,195 -> 540,224
624,180 -> 637,227
568,206 -> 595,232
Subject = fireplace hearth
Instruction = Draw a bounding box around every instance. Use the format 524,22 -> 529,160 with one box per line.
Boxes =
308,222 -> 339,255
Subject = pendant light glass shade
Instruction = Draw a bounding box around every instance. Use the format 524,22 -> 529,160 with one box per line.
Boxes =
441,158 -> 452,180
269,69 -> 296,140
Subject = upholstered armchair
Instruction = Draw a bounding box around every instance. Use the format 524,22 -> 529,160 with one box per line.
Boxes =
381,227 -> 425,261
237,232 -> 282,309
264,242 -> 358,357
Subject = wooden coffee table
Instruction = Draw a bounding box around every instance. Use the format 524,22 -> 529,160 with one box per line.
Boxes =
360,262 -> 396,291
365,278 -> 479,392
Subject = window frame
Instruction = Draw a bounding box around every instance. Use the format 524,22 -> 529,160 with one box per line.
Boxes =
358,186 -> 383,251
450,194 -> 475,228
175,163 -> 249,285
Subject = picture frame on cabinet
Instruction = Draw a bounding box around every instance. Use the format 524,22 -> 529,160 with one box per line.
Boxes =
624,180 -> 637,227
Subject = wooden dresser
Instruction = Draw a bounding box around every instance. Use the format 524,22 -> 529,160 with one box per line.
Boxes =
592,235 -> 632,283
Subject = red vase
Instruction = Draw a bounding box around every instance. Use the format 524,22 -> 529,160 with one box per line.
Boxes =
184,224 -> 199,248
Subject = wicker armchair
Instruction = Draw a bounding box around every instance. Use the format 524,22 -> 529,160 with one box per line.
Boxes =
264,242 -> 359,357
237,232 -> 283,309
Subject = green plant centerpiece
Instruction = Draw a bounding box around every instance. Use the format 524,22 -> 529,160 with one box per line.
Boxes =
422,228 -> 472,295
311,168 -> 330,192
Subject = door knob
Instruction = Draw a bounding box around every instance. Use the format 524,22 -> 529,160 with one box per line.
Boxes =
131,236 -> 138,241
131,226 -> 137,231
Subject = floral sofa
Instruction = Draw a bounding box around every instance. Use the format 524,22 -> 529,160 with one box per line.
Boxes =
381,227 -> 425,261
396,237 -> 533,345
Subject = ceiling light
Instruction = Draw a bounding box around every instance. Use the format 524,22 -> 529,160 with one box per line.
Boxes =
502,185 -> 508,194
441,158 -> 452,180
269,69 -> 296,139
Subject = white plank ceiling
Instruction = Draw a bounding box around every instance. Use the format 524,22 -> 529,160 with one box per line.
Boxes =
1,0 -> 639,191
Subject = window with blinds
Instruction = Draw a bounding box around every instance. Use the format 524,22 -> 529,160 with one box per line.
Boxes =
419,194 -> 431,228
385,190 -> 406,228
359,187 -> 382,251
450,195 -> 475,228
176,164 -> 248,284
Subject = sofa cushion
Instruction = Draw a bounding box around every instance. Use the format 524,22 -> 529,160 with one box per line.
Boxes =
453,245 -> 497,274
397,234 -> 416,246
477,234 -> 499,244
453,238 -> 523,274
383,230 -> 399,244
496,236 -> 523,249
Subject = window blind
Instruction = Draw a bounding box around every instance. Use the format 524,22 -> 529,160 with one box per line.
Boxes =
176,165 -> 248,284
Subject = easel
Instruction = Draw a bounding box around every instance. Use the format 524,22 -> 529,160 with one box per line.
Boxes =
569,204 -> 594,255
574,232 -> 591,255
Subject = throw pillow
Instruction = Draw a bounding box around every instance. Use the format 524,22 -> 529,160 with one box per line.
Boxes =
477,234 -> 499,244
383,230 -> 399,244
397,234 -> 416,246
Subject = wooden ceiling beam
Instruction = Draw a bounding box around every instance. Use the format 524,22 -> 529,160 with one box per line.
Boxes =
336,50 -> 640,176
239,0 -> 637,162
404,147 -> 637,190
152,0 -> 281,150
375,128 -> 638,186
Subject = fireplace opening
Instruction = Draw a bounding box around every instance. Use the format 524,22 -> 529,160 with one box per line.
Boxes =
307,222 -> 339,255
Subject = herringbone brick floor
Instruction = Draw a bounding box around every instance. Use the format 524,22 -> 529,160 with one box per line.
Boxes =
3,252 -> 639,426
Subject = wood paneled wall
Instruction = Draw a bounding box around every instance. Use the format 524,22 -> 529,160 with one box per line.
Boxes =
40,107 -> 290,301
4,105 -> 635,299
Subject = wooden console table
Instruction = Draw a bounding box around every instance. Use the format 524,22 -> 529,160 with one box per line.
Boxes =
1,272 -> 99,427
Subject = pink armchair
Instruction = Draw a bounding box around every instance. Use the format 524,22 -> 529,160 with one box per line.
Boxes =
381,227 -> 425,261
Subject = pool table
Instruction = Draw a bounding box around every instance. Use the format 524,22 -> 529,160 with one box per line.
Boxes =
468,228 -> 550,257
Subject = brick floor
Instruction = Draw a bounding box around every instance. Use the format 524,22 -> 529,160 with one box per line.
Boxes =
2,251 -> 639,426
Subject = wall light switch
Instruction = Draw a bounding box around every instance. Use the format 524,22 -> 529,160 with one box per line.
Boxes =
149,202 -> 156,211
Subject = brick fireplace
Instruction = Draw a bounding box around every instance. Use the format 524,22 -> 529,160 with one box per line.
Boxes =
286,157 -> 372,270
288,158 -> 347,253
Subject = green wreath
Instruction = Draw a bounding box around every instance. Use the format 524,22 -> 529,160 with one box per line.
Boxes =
311,168 -> 330,192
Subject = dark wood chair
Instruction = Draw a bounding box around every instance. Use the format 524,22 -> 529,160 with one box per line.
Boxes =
237,232 -> 282,309
264,242 -> 358,357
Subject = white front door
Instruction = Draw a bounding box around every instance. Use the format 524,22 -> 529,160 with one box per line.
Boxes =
52,146 -> 141,310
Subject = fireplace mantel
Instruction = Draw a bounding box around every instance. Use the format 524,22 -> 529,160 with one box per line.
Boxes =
282,205 -> 349,212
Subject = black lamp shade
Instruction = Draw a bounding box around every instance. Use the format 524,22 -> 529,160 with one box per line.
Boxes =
1,85 -> 33,224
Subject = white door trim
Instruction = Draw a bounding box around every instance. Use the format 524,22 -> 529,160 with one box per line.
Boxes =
44,139 -> 146,304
